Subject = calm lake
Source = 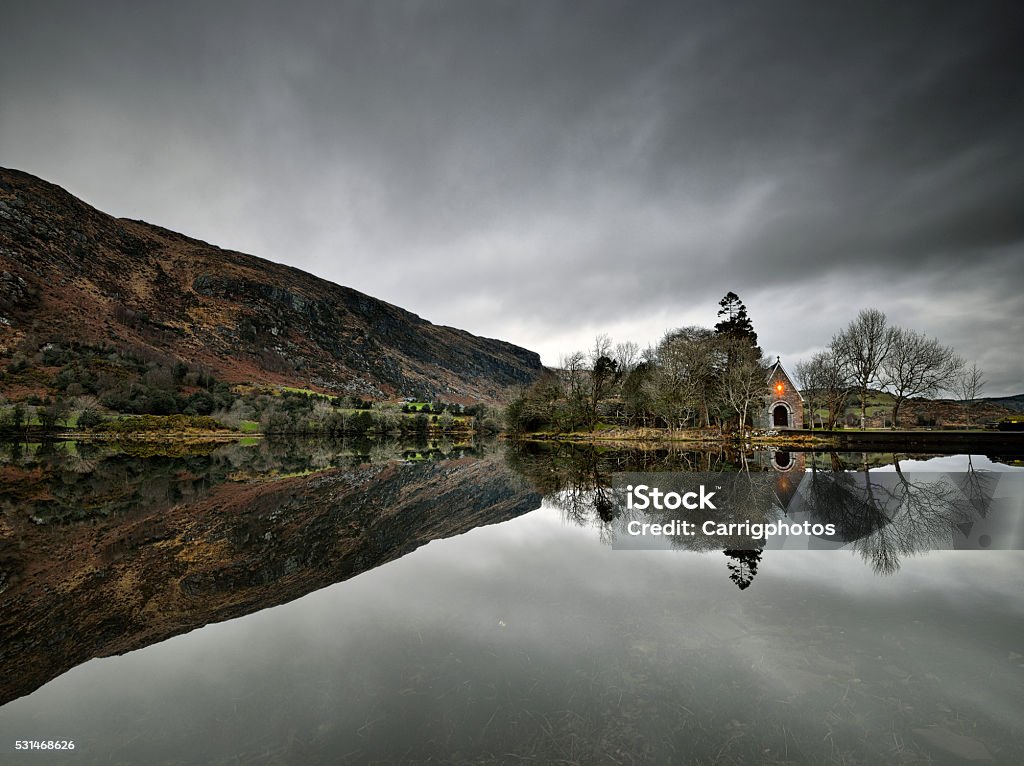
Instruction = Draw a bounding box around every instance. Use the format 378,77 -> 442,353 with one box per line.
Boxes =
0,439 -> 1022,764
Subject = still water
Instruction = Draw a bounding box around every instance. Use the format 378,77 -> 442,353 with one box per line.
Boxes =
0,440 -> 1022,764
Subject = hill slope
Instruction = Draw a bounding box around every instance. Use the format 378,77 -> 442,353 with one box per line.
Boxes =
981,394 -> 1024,413
0,168 -> 541,402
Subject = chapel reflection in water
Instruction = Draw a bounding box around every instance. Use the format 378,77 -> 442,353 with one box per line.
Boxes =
505,441 -> 1007,588
0,435 -> 1012,709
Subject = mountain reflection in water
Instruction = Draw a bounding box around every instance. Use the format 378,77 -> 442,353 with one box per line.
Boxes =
0,439 -> 540,707
0,438 -> 1022,764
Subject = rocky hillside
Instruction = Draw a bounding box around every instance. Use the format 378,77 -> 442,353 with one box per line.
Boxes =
0,168 -> 542,402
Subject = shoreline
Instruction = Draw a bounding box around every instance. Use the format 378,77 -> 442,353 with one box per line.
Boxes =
512,427 -> 1024,450
3,427 -> 1021,450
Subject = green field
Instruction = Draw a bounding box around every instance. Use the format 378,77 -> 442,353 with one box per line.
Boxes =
279,386 -> 341,401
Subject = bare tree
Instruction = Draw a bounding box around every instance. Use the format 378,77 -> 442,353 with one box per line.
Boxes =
794,359 -> 819,429
311,399 -> 335,431
648,334 -> 698,431
669,327 -> 721,426
717,338 -> 768,432
648,328 -> 719,431
795,351 -> 850,430
879,328 -> 963,428
955,362 -> 985,402
832,308 -> 895,429
612,341 -> 641,375
954,362 -> 986,426
557,351 -> 589,431
590,333 -> 613,362
586,335 -> 620,430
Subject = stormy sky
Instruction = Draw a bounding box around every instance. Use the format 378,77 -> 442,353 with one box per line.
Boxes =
1,1 -> 1022,394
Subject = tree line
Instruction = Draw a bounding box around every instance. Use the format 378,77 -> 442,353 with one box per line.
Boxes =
508,292 -> 768,434
797,307 -> 983,429
507,295 -> 985,435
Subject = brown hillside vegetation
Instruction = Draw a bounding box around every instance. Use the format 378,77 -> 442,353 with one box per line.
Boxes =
0,168 -> 542,403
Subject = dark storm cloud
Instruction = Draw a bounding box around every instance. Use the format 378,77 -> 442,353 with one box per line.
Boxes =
1,1 -> 1022,392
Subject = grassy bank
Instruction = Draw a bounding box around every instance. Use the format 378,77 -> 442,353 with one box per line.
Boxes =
514,425 -> 838,447
512,425 -> 1024,449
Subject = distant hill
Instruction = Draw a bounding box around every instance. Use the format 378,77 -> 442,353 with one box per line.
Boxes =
0,168 -> 542,403
981,394 -> 1024,413
799,387 -> 1020,428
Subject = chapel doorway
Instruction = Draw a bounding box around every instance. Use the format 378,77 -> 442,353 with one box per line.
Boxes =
772,404 -> 789,428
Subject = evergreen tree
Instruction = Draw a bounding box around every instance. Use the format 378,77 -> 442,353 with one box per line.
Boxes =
714,292 -> 759,350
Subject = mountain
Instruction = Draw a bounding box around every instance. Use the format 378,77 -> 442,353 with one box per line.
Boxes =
0,167 -> 542,402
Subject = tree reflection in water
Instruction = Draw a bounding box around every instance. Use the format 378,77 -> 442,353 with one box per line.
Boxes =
507,442 -> 1008,588
798,452 -> 993,574
508,442 -> 779,587
723,548 -> 762,590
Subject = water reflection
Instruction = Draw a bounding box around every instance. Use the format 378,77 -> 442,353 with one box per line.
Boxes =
0,437 -> 488,525
2,504 -> 1022,764
722,548 -> 762,590
0,438 -> 1022,764
507,442 -> 1023,587
0,437 -> 539,707
794,459 -> 989,574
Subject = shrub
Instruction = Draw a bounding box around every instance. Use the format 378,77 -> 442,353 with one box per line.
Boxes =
93,414 -> 227,433
76,409 -> 106,429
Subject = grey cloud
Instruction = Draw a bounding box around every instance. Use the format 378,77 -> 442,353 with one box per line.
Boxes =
1,1 -> 1022,393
